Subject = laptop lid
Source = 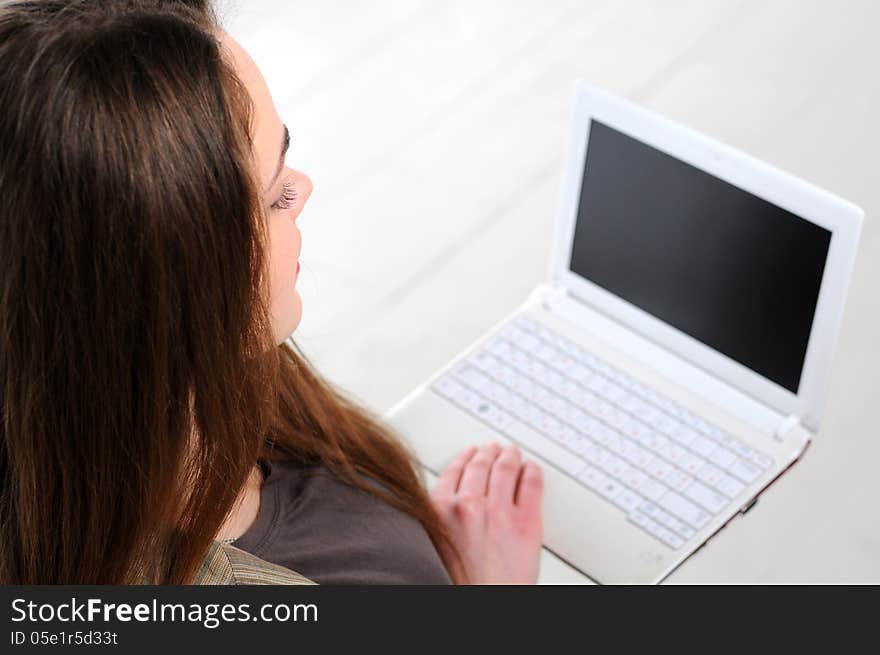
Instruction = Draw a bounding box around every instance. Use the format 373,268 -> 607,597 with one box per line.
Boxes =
548,82 -> 863,432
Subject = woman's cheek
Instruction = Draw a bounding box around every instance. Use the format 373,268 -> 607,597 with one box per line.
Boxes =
267,218 -> 303,342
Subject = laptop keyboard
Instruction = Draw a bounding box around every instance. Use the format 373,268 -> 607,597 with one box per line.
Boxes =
430,315 -> 774,550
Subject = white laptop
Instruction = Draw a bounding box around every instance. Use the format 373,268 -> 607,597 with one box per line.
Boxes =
385,82 -> 864,584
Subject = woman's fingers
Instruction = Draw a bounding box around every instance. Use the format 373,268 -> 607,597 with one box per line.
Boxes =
431,442 -> 544,584
433,445 -> 478,497
514,460 -> 544,516
487,443 -> 522,505
458,442 -> 502,496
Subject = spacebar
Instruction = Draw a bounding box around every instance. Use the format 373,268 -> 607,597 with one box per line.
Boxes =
503,420 -> 587,477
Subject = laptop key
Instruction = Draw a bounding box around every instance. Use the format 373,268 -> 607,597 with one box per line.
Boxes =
596,478 -> 624,501
682,481 -> 727,514
432,376 -> 463,400
653,525 -> 685,549
690,435 -> 716,458
669,425 -> 700,447
667,516 -> 696,541
577,465 -> 607,491
696,463 -> 724,487
749,451 -> 774,470
612,488 -> 644,513
456,365 -> 492,394
627,510 -> 651,530
641,504 -> 693,542
514,316 -> 538,333
621,465 -> 649,491
716,474 -> 746,500
483,406 -> 515,432
708,446 -> 738,470
723,435 -> 754,459
678,452 -> 705,475
629,511 -> 683,549
656,492 -> 711,530
663,468 -> 693,493
571,439 -> 602,465
727,458 -> 762,484
639,479 -> 667,502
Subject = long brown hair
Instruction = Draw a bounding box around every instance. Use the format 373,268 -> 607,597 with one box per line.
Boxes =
0,0 -> 460,584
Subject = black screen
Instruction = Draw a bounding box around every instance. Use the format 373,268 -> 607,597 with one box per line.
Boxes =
569,120 -> 831,393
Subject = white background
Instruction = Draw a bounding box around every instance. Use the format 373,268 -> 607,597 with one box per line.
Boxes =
223,0 -> 880,582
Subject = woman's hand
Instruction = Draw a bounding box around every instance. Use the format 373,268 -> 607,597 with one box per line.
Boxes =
430,442 -> 544,584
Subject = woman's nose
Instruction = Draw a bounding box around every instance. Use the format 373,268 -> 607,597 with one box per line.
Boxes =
295,170 -> 313,204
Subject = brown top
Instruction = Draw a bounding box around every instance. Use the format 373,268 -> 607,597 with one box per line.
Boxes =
193,541 -> 315,585
230,458 -> 452,585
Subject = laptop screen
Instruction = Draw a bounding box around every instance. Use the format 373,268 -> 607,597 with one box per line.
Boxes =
569,119 -> 832,394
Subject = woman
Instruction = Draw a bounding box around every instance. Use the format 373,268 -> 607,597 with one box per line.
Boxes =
0,0 -> 544,585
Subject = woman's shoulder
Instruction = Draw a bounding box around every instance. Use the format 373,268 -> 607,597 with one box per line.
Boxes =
237,458 -> 453,584
193,540 -> 316,585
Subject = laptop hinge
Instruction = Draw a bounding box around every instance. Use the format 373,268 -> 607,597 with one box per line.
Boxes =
542,284 -> 569,309
774,414 -> 802,442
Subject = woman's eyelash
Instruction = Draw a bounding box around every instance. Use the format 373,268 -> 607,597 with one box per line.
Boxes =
271,178 -> 297,210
